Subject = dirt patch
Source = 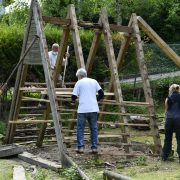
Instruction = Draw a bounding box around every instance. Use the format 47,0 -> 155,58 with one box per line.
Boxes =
28,142 -> 150,166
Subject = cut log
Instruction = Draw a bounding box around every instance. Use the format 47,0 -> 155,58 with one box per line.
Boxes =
103,170 -> 132,180
0,144 -> 25,158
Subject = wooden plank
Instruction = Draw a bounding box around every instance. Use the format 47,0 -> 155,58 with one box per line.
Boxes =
99,100 -> 150,107
20,87 -> 73,91
103,170 -> 132,180
0,144 -> 25,158
137,16 -> 180,67
5,2 -> 34,143
59,108 -> 152,117
13,165 -> 26,180
9,120 -> 53,124
98,16 -> 132,124
42,16 -> 71,25
56,92 -> 115,95
100,9 -> 132,153
18,114 -> 43,117
9,119 -> 149,127
18,152 -> 62,171
22,97 -> 50,102
69,4 -> 85,68
32,0 -> 67,165
86,18 -> 102,75
132,13 -> 162,154
42,16 -> 133,33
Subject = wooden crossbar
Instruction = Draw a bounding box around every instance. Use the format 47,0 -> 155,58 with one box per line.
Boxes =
42,16 -> 133,33
9,120 -> 149,127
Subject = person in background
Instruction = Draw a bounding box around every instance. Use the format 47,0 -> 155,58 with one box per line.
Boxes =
71,68 -> 104,154
48,43 -> 68,73
162,84 -> 180,162
38,43 -> 69,108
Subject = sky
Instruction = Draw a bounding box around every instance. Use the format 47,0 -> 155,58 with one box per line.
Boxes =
5,0 -> 31,13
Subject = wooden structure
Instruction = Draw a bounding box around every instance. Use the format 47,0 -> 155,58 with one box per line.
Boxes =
5,0 -> 180,167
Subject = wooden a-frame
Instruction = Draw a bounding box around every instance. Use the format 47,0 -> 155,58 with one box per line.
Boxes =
5,0 -> 180,159
5,0 -> 69,166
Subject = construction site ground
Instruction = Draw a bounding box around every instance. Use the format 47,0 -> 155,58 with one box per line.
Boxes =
0,128 -> 180,180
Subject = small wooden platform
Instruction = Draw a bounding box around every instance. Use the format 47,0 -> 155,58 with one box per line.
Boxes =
18,152 -> 62,171
0,144 -> 25,158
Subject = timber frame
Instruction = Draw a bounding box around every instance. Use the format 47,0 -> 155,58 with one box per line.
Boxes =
5,0 -> 180,168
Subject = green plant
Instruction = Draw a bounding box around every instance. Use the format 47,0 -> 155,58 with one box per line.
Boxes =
135,156 -> 147,166
61,166 -> 81,180
33,168 -> 47,180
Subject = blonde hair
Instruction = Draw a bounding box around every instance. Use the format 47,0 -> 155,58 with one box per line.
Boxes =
169,84 -> 180,96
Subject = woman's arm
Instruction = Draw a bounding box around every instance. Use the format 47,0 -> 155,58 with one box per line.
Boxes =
165,98 -> 168,113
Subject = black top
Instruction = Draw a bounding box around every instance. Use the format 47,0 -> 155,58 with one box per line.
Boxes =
166,92 -> 180,118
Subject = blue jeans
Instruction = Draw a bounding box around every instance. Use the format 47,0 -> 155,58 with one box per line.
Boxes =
77,112 -> 98,150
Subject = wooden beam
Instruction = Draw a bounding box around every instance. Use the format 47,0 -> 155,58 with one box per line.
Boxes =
18,152 -> 62,171
86,19 -> 102,75
0,144 -> 25,158
132,13 -> 162,154
42,16 -> 133,33
103,170 -> 132,180
68,4 -> 85,68
137,16 -> 180,67
32,0 -> 67,165
42,16 -> 70,26
98,16 -> 132,123
36,11 -> 70,148
100,9 -> 132,153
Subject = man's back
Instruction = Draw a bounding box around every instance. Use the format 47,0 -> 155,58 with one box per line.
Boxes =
72,77 -> 101,113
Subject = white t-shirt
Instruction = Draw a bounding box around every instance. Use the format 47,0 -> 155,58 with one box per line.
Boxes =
48,51 -> 67,69
48,51 -> 57,68
72,77 -> 102,113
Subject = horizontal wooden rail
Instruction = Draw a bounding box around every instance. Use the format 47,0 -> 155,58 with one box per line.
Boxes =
20,87 -> 73,91
59,108 -> 152,117
22,96 -> 50,102
19,114 -> 43,117
42,16 -> 133,33
9,119 -> 149,127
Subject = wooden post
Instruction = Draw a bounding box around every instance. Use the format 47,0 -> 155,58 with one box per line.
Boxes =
98,17 -> 132,123
69,4 -> 85,69
86,19 -> 102,75
4,1 -> 35,144
36,11 -> 70,147
100,9 -> 132,154
32,0 -> 69,165
66,5 -> 86,138
137,16 -> 180,67
131,13 -> 162,154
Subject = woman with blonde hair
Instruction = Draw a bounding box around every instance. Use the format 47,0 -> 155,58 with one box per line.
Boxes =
162,84 -> 180,162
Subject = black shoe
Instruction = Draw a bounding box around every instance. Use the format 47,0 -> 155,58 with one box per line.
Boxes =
76,148 -> 84,154
92,149 -> 98,154
162,156 -> 168,161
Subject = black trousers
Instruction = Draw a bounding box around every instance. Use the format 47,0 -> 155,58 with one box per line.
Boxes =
162,117 -> 180,159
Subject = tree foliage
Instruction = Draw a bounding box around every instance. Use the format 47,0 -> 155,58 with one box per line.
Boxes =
0,0 -> 179,83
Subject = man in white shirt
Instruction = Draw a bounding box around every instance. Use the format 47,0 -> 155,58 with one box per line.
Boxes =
48,43 -> 68,72
71,68 -> 104,153
38,43 -> 68,108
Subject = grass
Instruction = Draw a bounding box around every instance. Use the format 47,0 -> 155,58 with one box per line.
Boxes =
0,160 -> 13,180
